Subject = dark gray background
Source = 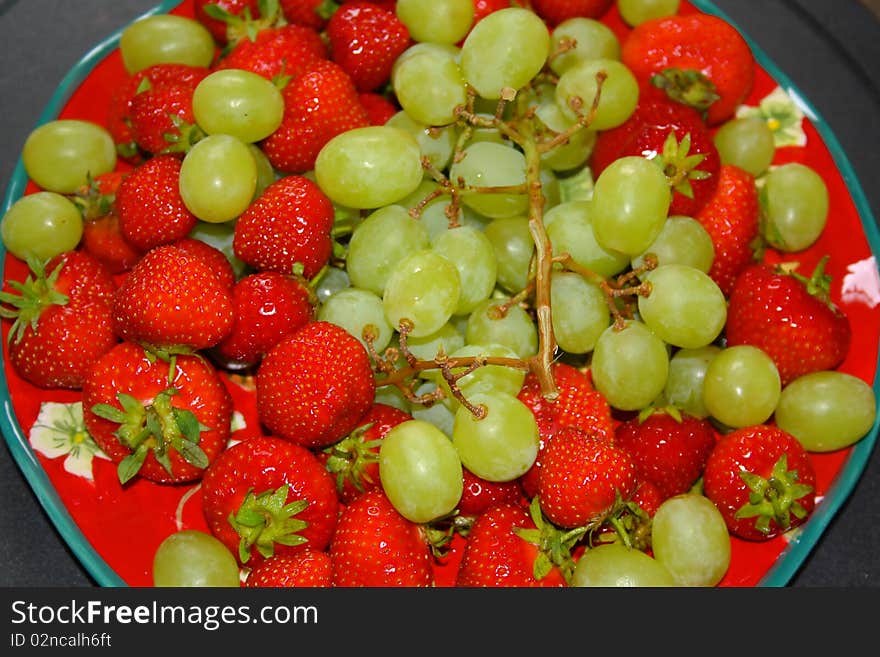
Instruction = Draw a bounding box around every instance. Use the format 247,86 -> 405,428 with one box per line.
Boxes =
1,0 -> 879,587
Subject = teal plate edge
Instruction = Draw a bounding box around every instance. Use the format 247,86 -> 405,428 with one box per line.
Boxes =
1,0 -> 879,588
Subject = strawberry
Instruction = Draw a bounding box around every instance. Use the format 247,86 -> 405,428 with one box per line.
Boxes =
194,0 -> 262,45
255,320 -> 376,449
621,13 -> 755,125
614,407 -> 717,501
215,23 -> 328,82
171,236 -> 237,291
724,258 -> 852,386
319,402 -> 413,503
244,549 -> 332,587
232,175 -> 335,280
0,251 -> 117,389
458,466 -> 522,517
358,91 -> 398,125
82,341 -> 233,484
201,434 -> 340,565
694,163 -> 760,297
214,270 -> 315,368
111,244 -> 234,352
702,424 -> 816,541
128,81 -> 203,156
329,488 -> 434,587
529,0 -> 613,26
589,96 -> 721,217
280,0 -> 339,30
326,1 -> 411,92
260,59 -> 370,173
472,0 -> 512,25
630,479 -> 663,517
115,155 -> 199,253
537,426 -> 638,529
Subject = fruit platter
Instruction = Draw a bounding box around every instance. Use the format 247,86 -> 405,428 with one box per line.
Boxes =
1,0 -> 879,588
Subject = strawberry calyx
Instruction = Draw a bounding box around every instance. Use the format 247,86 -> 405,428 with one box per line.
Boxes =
70,174 -> 116,222
602,497 -> 653,551
160,114 -> 206,156
650,68 -> 720,115
227,484 -> 309,563
321,421 -> 381,496
0,255 -> 69,344
204,0 -> 285,48
636,402 -> 683,424
513,496 -> 587,584
652,130 -> 712,200
787,255 -> 834,305
734,453 -> 814,536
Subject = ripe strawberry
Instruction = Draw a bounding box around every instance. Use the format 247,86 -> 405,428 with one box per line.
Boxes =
215,23 -> 328,82
261,59 -> 370,173
703,424 -> 816,541
202,434 -> 340,565
82,341 -> 233,484
214,270 -> 315,367
630,479 -> 663,517
529,0 -> 613,26
0,251 -> 117,389
171,237 -> 236,290
128,81 -> 203,156
590,96 -> 721,217
232,175 -> 335,279
319,402 -> 413,503
724,258 -> 852,386
280,0 -> 339,30
329,488 -> 434,587
458,466 -> 522,517
111,244 -> 234,352
358,91 -> 398,125
614,407 -> 717,501
472,0 -> 512,25
537,426 -> 638,529
194,0 -> 262,44
115,155 -> 199,253
72,171 -> 141,274
621,13 -> 755,125
326,1 -> 411,92
244,549 -> 332,587
694,163 -> 760,296
255,320 -> 376,449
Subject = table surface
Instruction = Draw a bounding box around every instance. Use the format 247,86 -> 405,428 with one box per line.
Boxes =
1,0 -> 878,587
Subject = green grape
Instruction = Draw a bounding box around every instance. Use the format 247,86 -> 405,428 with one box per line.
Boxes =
452,391 -> 539,482
396,0 -> 474,45
248,144 -> 277,201
178,134 -> 257,223
761,163 -> 829,252
405,321 -> 465,362
591,155 -> 671,255
1,192 -> 83,261
465,297 -> 538,359
703,345 -> 781,428
483,215 -> 534,293
22,120 -> 116,194
651,493 -> 731,587
545,200 -> 631,278
774,371 -> 878,452
374,385 -> 412,412
663,345 -> 721,419
392,43 -> 467,126
631,215 -> 715,274
119,14 -> 215,74
378,419 -> 463,523
570,543 -> 675,587
550,18 -> 621,76
713,116 -> 775,177
386,111 -> 459,172
314,126 -> 424,209
449,141 -> 528,219
534,97 -> 597,172
313,265 -> 350,303
431,225 -> 498,315
152,530 -> 240,587
435,343 -> 526,411
409,381 -> 457,436
638,264 -> 727,349
550,271 -> 610,354
318,287 -> 394,354
460,7 -> 550,99
383,250 -> 461,337
467,112 -> 509,147
618,0 -> 681,26
345,204 -> 430,296
555,58 -> 639,130
192,69 -> 285,143
591,320 -> 669,411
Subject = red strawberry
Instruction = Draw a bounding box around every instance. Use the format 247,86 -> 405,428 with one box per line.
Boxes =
724,258 -> 852,386
256,320 -> 376,449
614,407 -> 717,501
329,488 -> 434,587
194,0 -> 262,44
244,549 -> 332,587
472,0 -> 512,25
82,341 -> 233,484
694,163 -> 760,296
621,13 -> 755,125
171,237 -> 236,290
280,0 -> 338,30
358,91 -> 398,125
326,1 -> 411,92
214,270 -> 315,367
702,424 -> 816,541
111,244 -> 234,351
590,96 -> 721,217
232,175 -> 335,279
202,434 -> 340,565
630,479 -> 663,517
537,426 -> 638,528
115,155 -> 199,253
128,82 -> 203,156
261,59 -> 370,173
319,402 -> 413,503
458,466 -> 522,517
0,251 -> 117,389
216,23 -> 328,82
529,0 -> 613,26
